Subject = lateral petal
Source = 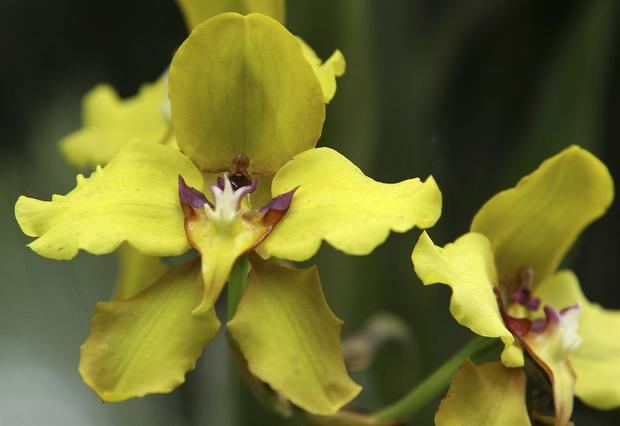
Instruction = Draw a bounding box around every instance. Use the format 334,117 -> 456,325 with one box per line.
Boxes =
435,360 -> 531,426
169,13 -> 325,175
535,271 -> 620,410
262,147 -> 442,261
15,140 -> 202,260
79,259 -> 220,401
412,232 -> 523,367
227,257 -> 361,415
471,146 -> 614,289
60,80 -> 170,169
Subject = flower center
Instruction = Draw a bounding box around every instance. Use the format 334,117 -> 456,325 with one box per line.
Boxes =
497,266 -> 582,359
205,172 -> 257,228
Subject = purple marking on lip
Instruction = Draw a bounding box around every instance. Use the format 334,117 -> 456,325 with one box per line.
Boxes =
494,287 -> 531,337
511,286 -> 541,311
179,175 -> 212,209
529,304 -> 581,334
259,186 -> 299,213
216,176 -> 225,191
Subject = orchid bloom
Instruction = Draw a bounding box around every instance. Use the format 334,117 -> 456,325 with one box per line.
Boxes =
412,146 -> 617,425
15,13 -> 442,416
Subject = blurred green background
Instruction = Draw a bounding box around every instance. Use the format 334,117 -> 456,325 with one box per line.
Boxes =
1,0 -> 619,424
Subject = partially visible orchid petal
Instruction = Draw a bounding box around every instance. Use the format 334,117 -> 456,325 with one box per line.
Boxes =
519,306 -> 579,426
435,360 -> 531,426
263,147 -> 442,262
302,410 -> 401,426
169,13 -> 325,175
176,0 -> 286,30
16,140 -> 203,260
471,146 -> 614,290
535,271 -> 620,410
412,232 -> 523,367
79,259 -> 220,401
112,243 -> 167,300
496,282 -> 579,425
60,79 -> 170,169
298,38 -> 346,103
227,256 -> 361,415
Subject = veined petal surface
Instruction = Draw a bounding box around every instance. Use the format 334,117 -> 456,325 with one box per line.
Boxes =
228,257 -> 361,415
435,361 -> 530,426
60,80 -> 169,169
412,232 -> 523,367
535,271 -> 620,409
298,38 -> 346,103
16,140 -> 203,260
471,146 -> 614,288
169,13 -> 325,175
177,0 -> 285,30
112,243 -> 167,300
79,259 -> 220,401
262,148 -> 442,261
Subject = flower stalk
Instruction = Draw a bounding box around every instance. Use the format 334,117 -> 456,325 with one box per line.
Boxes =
227,256 -> 250,319
373,336 -> 497,422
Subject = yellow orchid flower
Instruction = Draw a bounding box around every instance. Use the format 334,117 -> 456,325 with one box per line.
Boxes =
15,13 -> 442,415
412,146 -> 616,425
58,0 -> 344,306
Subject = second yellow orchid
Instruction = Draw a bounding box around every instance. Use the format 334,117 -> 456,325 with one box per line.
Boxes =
412,146 -> 617,424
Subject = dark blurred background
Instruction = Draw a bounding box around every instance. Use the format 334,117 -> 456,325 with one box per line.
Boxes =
1,0 -> 618,424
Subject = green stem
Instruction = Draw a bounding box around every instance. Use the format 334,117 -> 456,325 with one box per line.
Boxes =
373,336 -> 496,421
227,256 -> 250,319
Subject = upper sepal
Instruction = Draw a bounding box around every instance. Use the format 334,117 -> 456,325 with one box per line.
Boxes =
169,13 -> 325,175
471,146 -> 614,289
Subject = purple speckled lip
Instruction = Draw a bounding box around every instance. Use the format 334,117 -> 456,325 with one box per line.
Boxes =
179,176 -> 212,209
259,186 -> 299,213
